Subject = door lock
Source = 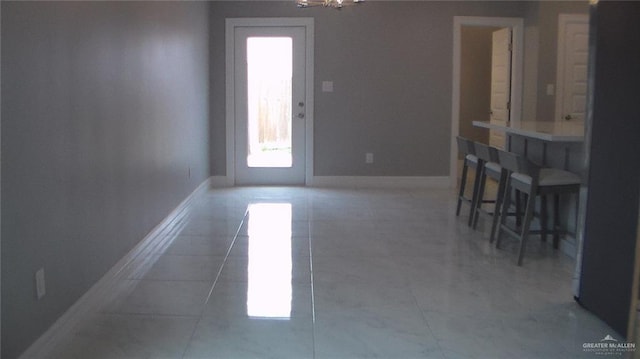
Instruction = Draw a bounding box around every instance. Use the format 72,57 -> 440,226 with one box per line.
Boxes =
297,113 -> 305,119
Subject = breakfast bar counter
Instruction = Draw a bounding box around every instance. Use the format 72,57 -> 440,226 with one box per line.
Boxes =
471,119 -> 586,258
472,119 -> 585,170
472,120 -> 585,142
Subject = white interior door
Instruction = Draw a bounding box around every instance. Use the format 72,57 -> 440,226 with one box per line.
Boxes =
234,26 -> 307,185
489,27 -> 512,149
555,14 -> 589,122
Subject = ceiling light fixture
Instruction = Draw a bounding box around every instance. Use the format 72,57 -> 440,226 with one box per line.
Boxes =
296,0 -> 363,9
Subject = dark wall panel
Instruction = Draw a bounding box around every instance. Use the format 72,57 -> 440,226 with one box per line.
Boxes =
579,0 -> 640,337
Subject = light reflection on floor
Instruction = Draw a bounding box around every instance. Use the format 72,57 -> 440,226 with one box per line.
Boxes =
43,187 -> 620,359
246,203 -> 293,319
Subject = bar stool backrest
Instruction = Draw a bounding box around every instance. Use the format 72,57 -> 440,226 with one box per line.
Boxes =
456,136 -> 475,156
497,149 -> 532,175
474,142 -> 499,163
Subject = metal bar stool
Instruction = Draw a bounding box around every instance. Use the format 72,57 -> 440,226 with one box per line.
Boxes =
493,149 -> 581,265
455,136 -> 482,226
471,142 -> 507,242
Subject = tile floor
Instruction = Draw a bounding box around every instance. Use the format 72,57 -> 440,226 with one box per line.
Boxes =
45,187 -> 620,359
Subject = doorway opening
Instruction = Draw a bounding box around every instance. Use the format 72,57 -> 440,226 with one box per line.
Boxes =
450,16 -> 524,187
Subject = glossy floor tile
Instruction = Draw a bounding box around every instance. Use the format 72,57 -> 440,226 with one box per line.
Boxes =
46,187 -> 621,359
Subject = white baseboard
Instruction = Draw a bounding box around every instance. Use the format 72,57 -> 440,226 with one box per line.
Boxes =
207,175 -> 450,189
19,179 -> 211,359
310,176 -> 450,189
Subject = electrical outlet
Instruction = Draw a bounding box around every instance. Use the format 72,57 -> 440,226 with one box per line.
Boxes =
322,81 -> 334,92
35,268 -> 46,300
365,153 -> 374,164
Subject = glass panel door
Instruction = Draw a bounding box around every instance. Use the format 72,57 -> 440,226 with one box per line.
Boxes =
234,26 -> 306,185
246,37 -> 293,168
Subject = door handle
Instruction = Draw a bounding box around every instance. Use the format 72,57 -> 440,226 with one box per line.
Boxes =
297,113 -> 305,119
564,114 -> 573,121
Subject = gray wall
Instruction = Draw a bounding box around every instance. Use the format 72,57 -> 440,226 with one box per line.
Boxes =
523,1 -> 589,122
209,1 -> 526,177
1,2 -> 210,358
459,26 -> 496,144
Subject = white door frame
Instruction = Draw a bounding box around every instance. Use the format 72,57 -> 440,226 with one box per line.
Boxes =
554,13 -> 589,122
450,16 -> 524,187
225,18 -> 314,186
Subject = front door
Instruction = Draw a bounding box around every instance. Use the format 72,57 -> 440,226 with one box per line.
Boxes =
234,26 -> 307,185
